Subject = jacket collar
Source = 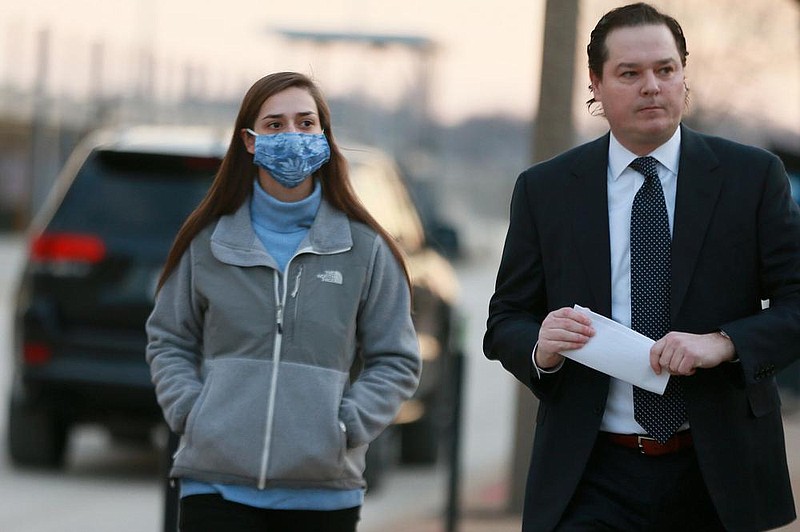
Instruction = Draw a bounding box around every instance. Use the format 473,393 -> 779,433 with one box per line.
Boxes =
670,124 -> 722,320
568,125 -> 723,322
210,195 -> 353,268
570,133 -> 613,317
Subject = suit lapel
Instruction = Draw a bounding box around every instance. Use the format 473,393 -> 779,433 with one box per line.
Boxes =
671,126 -> 723,320
571,135 -> 613,317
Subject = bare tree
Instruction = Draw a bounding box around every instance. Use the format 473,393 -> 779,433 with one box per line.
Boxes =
507,0 -> 580,514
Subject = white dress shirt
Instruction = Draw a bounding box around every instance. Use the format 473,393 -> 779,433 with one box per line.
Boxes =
533,127 -> 687,435
600,128 -> 685,434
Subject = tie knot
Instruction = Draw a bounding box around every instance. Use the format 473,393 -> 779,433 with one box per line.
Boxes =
630,156 -> 659,180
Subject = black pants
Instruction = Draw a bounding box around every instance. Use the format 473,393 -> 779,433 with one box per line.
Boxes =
179,494 -> 360,532
556,436 -> 725,531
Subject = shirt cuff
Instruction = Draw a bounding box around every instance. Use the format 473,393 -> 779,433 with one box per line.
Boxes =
718,329 -> 739,363
532,341 -> 564,378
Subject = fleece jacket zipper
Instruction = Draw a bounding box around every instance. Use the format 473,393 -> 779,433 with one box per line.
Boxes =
255,244 -> 349,489
258,269 -> 287,489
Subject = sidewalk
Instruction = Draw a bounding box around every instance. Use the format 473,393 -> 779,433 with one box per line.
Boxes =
392,403 -> 800,532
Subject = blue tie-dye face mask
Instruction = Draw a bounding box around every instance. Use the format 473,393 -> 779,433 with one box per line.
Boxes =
246,129 -> 331,188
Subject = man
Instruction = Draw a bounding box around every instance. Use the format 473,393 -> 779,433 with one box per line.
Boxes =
484,3 -> 800,531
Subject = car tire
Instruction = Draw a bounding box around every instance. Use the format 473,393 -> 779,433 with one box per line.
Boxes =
7,396 -> 68,469
399,411 -> 439,465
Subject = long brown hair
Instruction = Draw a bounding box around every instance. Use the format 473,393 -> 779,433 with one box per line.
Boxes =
157,72 -> 411,291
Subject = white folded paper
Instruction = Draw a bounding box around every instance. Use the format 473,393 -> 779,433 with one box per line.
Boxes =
560,305 -> 669,394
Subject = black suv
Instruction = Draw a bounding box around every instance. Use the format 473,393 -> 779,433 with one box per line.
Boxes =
7,126 -> 460,486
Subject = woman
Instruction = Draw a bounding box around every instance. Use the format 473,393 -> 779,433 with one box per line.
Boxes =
146,72 -> 421,532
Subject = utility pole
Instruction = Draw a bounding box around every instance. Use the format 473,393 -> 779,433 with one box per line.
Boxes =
507,0 -> 580,514
89,40 -> 107,127
29,27 -> 51,221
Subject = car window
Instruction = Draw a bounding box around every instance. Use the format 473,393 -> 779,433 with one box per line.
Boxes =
789,173 -> 800,204
47,150 -> 217,240
348,155 -> 425,254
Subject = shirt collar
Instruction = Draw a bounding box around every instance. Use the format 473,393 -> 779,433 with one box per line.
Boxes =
608,127 -> 681,181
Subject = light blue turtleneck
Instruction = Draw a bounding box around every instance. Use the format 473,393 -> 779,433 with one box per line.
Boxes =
249,178 -> 321,272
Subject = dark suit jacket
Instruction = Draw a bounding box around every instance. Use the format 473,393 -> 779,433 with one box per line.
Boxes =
484,125 -> 800,531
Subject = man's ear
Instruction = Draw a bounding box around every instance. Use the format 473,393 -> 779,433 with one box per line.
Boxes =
589,69 -> 602,103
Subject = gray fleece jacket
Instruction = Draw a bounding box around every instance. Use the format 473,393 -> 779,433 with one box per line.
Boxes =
145,197 -> 420,490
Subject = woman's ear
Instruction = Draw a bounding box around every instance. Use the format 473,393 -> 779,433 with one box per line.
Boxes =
240,128 -> 255,154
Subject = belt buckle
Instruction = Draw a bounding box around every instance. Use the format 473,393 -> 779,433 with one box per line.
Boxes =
636,434 -> 657,454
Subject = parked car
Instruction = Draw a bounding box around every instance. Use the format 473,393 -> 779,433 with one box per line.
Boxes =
6,125 -> 460,490
344,145 -> 461,479
789,173 -> 800,205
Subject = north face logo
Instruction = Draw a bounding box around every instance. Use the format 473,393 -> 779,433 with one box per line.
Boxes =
316,270 -> 343,285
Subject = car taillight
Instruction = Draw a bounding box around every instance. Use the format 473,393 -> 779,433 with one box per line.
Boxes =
23,342 -> 52,365
30,232 -> 106,264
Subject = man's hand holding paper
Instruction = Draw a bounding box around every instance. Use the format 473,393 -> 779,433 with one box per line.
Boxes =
560,305 -> 669,395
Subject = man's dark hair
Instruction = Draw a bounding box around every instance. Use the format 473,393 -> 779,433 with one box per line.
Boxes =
586,3 -> 688,108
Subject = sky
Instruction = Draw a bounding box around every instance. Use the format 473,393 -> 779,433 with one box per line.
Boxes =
2,0 -> 799,138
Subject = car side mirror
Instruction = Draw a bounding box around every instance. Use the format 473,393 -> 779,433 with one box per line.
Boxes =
427,222 -> 461,260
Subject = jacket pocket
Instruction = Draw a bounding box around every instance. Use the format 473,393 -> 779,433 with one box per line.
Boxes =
747,379 -> 781,418
266,361 -> 350,481
176,358 -> 272,481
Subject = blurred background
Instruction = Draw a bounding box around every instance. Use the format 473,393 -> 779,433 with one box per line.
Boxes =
1,0 -> 798,231
0,0 -> 798,531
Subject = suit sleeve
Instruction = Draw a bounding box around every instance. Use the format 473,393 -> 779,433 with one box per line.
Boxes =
721,154 -> 800,385
484,171 -> 561,399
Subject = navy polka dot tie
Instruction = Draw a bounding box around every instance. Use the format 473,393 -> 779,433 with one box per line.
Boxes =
629,156 -> 686,444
